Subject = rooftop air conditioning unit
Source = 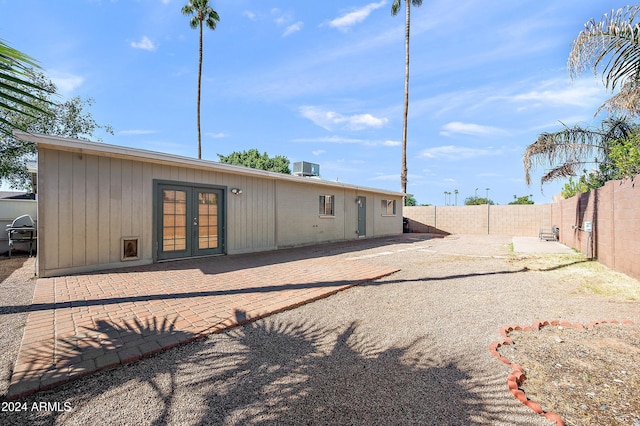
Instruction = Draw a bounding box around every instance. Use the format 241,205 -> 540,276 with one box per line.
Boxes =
293,161 -> 320,177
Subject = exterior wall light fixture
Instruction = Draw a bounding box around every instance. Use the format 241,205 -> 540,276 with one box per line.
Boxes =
230,188 -> 242,195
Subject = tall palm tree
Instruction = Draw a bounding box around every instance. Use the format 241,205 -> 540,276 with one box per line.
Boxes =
182,0 -> 219,160
568,6 -> 640,116
391,0 -> 423,203
523,117 -> 634,186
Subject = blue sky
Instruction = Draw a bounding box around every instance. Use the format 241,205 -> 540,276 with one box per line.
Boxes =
0,0 -> 632,204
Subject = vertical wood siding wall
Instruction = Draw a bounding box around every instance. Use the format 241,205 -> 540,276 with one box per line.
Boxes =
38,149 -> 277,276
38,148 -> 402,277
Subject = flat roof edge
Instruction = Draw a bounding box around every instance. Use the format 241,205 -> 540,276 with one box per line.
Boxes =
15,131 -> 406,197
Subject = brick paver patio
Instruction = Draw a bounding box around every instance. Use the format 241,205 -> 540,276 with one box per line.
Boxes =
7,241 -> 400,399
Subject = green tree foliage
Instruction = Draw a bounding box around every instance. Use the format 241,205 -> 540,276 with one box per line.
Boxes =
1,71 -> 113,189
508,195 -> 534,205
404,195 -> 417,206
0,39 -> 53,136
609,133 -> 640,178
182,0 -> 219,160
560,176 -> 591,198
464,196 -> 494,206
217,149 -> 291,174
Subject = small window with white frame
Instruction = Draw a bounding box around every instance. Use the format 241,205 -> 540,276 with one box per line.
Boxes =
319,195 -> 335,216
381,199 -> 396,216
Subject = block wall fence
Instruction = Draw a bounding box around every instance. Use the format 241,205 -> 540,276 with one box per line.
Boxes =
404,175 -> 640,280
403,204 -> 551,236
550,177 -> 640,281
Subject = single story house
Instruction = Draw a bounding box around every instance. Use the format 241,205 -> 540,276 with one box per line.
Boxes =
16,132 -> 405,278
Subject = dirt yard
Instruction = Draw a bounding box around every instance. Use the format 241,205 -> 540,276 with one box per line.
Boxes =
0,236 -> 638,425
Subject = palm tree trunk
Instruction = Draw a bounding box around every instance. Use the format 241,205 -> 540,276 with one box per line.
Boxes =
401,1 -> 410,198
197,22 -> 203,160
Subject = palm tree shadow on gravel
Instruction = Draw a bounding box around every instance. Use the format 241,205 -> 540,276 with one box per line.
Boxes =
0,315 -> 196,425
191,311 -> 511,425
2,310 -> 536,425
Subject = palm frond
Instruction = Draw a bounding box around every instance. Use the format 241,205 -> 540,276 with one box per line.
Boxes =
390,0 -> 402,16
596,79 -> 640,116
522,118 -> 631,185
569,6 -> 640,90
0,40 -> 40,73
540,162 -> 584,185
0,40 -> 55,136
391,0 -> 423,16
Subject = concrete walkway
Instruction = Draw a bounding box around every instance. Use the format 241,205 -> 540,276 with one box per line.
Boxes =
512,236 -> 576,254
7,240 -> 402,399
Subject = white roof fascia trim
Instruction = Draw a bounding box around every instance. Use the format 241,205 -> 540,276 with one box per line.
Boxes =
15,131 -> 406,197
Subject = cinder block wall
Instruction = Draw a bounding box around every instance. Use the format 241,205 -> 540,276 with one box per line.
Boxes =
552,176 -> 640,280
406,176 -> 640,281
404,204 -> 550,236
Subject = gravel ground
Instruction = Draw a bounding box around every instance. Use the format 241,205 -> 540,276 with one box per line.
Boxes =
498,323 -> 640,425
0,254 -> 36,398
1,235 -> 639,425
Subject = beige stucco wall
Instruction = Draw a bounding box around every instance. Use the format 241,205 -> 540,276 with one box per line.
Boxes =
37,146 -> 402,277
274,183 -> 402,248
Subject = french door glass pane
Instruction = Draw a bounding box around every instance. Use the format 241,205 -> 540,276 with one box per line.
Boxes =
198,192 -> 218,249
162,189 -> 188,252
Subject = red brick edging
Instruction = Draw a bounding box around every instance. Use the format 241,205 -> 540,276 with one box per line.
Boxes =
489,319 -> 639,426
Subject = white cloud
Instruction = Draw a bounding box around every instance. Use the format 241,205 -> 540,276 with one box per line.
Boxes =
419,145 -> 500,161
243,10 -> 256,20
272,8 -> 293,26
205,132 -> 228,139
283,21 -> 303,37
329,1 -> 387,31
119,129 -> 157,135
505,78 -> 605,109
348,113 -> 387,129
369,173 -> 399,181
440,121 -> 508,137
312,150 -> 326,156
293,136 -> 366,144
131,36 -> 157,51
294,136 -> 398,148
48,71 -> 84,95
299,106 -> 388,131
370,172 -> 421,181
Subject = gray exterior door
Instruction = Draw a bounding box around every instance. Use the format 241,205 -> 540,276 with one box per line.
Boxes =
357,196 -> 366,237
156,182 -> 225,261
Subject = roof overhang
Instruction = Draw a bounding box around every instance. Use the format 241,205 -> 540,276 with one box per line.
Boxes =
15,132 -> 407,198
